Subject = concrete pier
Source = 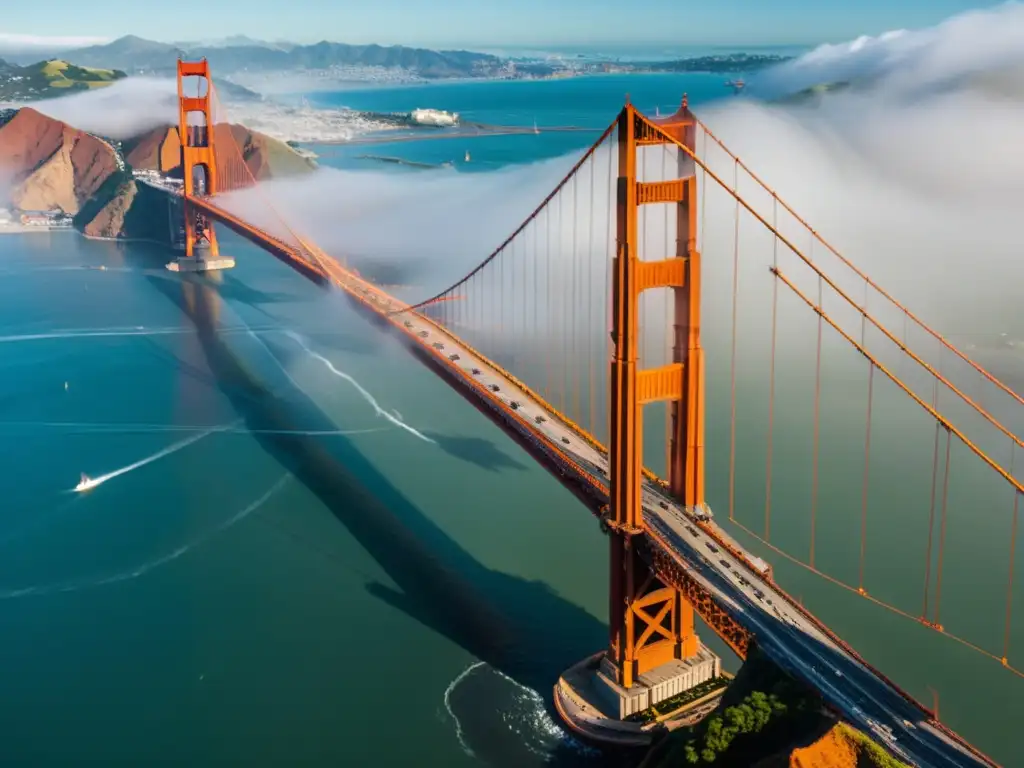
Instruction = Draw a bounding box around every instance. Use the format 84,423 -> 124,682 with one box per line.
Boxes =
166,256 -> 236,273
555,644 -> 725,746
594,646 -> 721,719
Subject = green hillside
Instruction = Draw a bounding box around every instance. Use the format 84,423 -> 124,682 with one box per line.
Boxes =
0,59 -> 127,100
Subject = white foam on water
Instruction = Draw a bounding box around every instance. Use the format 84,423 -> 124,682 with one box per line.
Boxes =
443,660 -> 487,757
284,330 -> 435,443
442,660 -> 601,761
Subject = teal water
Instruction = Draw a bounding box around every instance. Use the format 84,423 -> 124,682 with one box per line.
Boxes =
308,74 -> 730,173
0,73 -> 1020,766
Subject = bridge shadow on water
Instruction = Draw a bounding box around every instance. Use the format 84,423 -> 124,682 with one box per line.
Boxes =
145,272 -> 638,768
212,272 -> 304,309
421,431 -> 530,473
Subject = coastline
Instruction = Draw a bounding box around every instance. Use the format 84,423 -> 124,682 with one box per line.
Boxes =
81,233 -> 176,248
0,226 -> 175,249
0,225 -> 77,235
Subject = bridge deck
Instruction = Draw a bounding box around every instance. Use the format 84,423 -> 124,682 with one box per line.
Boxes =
180,192 -> 994,768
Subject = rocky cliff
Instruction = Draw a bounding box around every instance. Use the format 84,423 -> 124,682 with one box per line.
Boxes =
0,107 -> 315,241
122,122 -> 316,183
0,107 -> 121,214
643,648 -> 905,768
754,722 -> 909,768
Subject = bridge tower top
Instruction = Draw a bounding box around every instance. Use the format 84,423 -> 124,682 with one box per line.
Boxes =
646,94 -> 697,147
176,58 -> 220,259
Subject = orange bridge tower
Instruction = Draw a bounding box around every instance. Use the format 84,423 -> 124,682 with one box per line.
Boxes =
167,59 -> 235,273
556,98 -> 722,738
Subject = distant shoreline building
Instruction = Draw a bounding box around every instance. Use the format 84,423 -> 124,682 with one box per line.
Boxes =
409,108 -> 459,127
20,210 -> 72,227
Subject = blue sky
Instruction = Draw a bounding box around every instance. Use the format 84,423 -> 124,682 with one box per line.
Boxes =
0,0 -> 1006,49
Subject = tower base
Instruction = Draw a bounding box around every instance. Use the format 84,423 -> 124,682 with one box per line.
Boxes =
554,644 -> 725,746
166,256 -> 236,273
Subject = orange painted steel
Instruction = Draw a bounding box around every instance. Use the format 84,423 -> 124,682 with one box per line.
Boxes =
606,102 -> 707,690
177,59 -> 220,259
694,116 -> 1024,412
644,527 -> 753,658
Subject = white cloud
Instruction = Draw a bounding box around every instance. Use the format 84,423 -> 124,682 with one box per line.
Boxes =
18,77 -> 179,139
13,74 -> 405,145
753,1 -> 1024,97
0,33 -> 111,54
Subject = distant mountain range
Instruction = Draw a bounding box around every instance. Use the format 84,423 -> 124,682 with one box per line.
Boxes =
24,35 -> 504,79
0,35 -> 791,83
0,54 -> 260,103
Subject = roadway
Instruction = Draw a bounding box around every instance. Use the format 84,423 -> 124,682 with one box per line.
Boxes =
172,194 -> 993,767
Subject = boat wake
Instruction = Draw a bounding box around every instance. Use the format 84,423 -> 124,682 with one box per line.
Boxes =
0,474 -> 289,600
0,325 -> 281,345
73,421 -> 237,493
284,331 -> 434,443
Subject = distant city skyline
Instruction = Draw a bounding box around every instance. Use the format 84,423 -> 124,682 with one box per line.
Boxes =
0,0 -> 1006,52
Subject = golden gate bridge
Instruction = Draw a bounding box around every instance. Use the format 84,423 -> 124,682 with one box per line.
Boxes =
158,59 -> 1022,767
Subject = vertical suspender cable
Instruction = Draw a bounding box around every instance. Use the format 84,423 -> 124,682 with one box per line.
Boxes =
561,191 -> 569,415
1004,447 -> 1020,662
811,268 -> 822,568
588,156 -> 597,435
728,159 -> 740,522
602,135 -> 610,442
859,365 -> 875,592
536,217 -> 544,387
764,194 -> 779,540
934,428 -> 953,628
546,206 -> 552,399
571,174 -> 579,422
922,381 -> 941,619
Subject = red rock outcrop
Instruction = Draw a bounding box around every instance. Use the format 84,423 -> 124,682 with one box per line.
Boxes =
80,179 -> 138,238
0,107 -> 120,214
123,123 -> 314,189
0,107 -> 314,240
123,126 -> 179,173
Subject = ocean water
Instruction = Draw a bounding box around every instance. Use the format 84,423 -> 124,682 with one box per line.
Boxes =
0,73 -> 1019,766
307,73 -> 729,173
